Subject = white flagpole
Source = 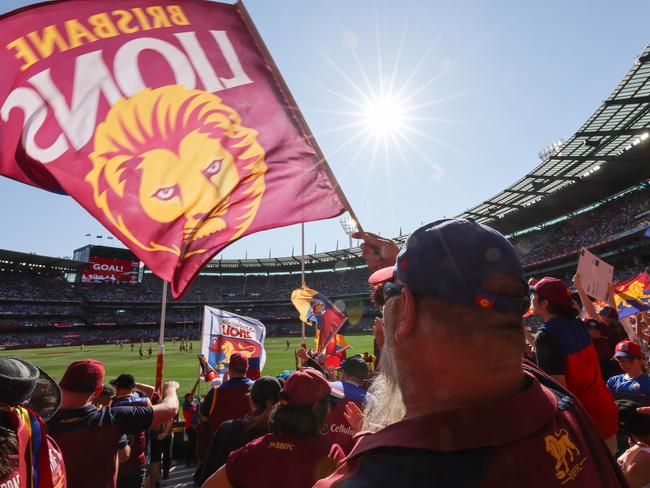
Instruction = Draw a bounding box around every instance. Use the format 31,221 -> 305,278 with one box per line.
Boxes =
155,280 -> 168,393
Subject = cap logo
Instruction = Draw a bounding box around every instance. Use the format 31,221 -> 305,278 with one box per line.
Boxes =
621,343 -> 629,352
400,257 -> 410,272
475,293 -> 495,310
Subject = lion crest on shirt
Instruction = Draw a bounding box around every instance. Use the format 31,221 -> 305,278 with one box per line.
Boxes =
544,429 -> 586,483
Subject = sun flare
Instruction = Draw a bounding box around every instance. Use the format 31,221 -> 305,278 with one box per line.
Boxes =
363,95 -> 406,135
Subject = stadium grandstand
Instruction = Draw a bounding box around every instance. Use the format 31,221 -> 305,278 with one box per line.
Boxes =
1,44 -> 649,350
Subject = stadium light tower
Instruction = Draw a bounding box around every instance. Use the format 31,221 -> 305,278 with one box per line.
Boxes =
339,213 -> 359,248
538,138 -> 565,162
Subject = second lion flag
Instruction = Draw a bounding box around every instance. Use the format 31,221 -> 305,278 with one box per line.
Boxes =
200,306 -> 266,380
0,1 -> 345,297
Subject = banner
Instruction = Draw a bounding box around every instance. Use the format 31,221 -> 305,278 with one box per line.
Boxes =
81,256 -> 139,283
200,306 -> 266,380
576,248 -> 614,302
614,272 -> 650,319
291,287 -> 349,354
0,1 -> 345,298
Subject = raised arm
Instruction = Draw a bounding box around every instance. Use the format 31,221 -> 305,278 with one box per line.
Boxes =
151,381 -> 180,427
572,273 -> 600,322
351,231 -> 400,271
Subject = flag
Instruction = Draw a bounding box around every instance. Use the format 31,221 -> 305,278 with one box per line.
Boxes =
315,330 -> 350,369
200,306 -> 266,380
0,1 -> 345,298
291,287 -> 349,354
614,272 -> 650,318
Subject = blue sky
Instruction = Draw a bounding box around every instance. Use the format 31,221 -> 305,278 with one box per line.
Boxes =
1,0 -> 649,259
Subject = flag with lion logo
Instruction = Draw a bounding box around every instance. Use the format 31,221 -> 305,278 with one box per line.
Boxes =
0,1 -> 345,297
200,306 -> 266,380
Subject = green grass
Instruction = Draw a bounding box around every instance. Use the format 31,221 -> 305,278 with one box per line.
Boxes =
5,335 -> 375,396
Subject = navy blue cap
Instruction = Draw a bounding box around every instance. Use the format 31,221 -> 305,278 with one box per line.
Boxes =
369,219 -> 527,314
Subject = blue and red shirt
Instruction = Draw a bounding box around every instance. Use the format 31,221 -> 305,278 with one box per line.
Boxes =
111,393 -> 151,474
535,317 -> 618,440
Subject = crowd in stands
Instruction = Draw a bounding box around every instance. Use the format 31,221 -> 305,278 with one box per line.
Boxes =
5,218 -> 650,488
512,185 -> 650,266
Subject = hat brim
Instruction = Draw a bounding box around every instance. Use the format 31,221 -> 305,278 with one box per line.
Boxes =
25,364 -> 61,421
614,352 -> 642,360
368,266 -> 395,285
329,385 -> 345,400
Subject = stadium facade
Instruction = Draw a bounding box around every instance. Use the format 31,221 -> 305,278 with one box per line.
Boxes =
1,43 -> 649,349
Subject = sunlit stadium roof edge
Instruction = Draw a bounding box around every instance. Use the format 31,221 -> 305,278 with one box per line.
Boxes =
456,42 -> 650,234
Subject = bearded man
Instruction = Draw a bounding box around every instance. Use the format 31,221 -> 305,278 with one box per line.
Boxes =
315,219 -> 625,487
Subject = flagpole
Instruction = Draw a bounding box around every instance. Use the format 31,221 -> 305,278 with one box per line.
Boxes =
155,280 -> 168,394
236,0 -> 364,235
300,223 -> 306,348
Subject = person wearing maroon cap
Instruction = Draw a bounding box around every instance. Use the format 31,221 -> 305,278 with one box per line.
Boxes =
607,340 -> 650,404
198,353 -> 253,458
532,276 -> 619,452
46,359 -> 180,488
312,221 -> 626,487
202,368 -> 345,488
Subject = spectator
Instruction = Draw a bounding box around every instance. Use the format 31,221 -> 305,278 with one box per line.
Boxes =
532,276 -> 619,452
47,359 -> 180,488
586,319 -> 622,380
608,341 -> 650,404
198,354 -> 253,453
94,384 -> 117,408
203,369 -> 345,488
617,399 -> 650,487
183,379 -> 201,467
323,355 -> 371,454
315,220 -> 627,486
0,356 -> 66,487
110,374 -> 153,488
195,376 -> 282,485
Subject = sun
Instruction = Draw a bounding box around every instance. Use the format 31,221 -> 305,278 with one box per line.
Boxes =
363,95 -> 406,136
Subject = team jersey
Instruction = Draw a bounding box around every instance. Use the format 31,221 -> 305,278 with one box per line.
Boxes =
111,393 -> 150,474
607,373 -> 650,403
200,377 -> 253,436
535,316 -> 618,440
314,366 -> 627,488
323,381 -> 370,454
47,404 -> 153,488
226,433 -> 345,488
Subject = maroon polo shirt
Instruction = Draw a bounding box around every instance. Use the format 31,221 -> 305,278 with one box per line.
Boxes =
47,404 -> 153,488
200,377 -> 253,437
226,433 -> 345,488
315,370 -> 627,488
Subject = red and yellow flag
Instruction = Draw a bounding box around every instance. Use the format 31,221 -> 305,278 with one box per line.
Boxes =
0,1 -> 345,297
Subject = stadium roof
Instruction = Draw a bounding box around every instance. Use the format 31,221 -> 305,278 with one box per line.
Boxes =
457,43 -> 650,235
0,249 -> 88,274
202,247 -> 366,274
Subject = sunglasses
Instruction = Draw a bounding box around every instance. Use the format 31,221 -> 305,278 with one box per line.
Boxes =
372,281 -> 405,307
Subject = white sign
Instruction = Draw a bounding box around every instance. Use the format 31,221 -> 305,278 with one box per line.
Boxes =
577,248 -> 614,302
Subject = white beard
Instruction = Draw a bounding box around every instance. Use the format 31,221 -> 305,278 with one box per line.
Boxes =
361,341 -> 406,432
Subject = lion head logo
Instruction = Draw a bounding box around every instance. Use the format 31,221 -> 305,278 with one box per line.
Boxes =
86,85 -> 267,258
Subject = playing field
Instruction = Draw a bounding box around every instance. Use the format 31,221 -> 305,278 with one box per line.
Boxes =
6,335 -> 375,396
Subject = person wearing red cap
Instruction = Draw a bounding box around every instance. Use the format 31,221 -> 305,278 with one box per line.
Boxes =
198,353 -> 253,458
313,222 -> 626,487
46,359 -> 180,488
202,368 -> 345,488
608,340 -> 650,403
532,276 -> 619,452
